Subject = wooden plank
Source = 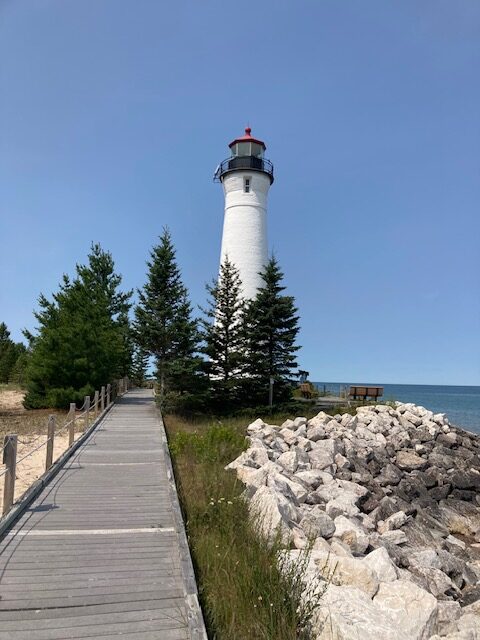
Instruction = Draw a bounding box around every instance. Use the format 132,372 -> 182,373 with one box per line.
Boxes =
0,390 -> 206,639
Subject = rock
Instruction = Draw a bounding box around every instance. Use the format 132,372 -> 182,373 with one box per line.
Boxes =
276,450 -> 298,473
278,427 -> 297,446
377,463 -> 403,486
410,565 -> 459,598
308,447 -> 334,471
313,551 -> 379,597
325,492 -> 360,519
362,547 -> 398,582
299,506 -> 335,539
396,449 -> 428,471
315,585 -> 406,640
293,416 -> 307,428
249,486 -> 297,542
280,419 -> 296,430
330,538 -> 354,557
333,515 -> 370,554
246,418 -> 265,434
409,549 -> 441,570
380,530 -> 407,545
294,469 -> 324,490
437,601 -> 461,636
373,580 -> 438,640
378,510 -> 409,533
307,426 -> 326,442
267,472 -> 308,504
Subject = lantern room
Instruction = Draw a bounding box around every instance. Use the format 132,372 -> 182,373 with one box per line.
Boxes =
214,127 -> 274,183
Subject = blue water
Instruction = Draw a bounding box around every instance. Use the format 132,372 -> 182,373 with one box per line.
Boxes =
313,383 -> 480,433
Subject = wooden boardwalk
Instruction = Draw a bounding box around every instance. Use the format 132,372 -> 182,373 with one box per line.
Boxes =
0,389 -> 206,640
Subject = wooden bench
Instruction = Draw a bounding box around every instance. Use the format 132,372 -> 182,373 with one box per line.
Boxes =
348,385 -> 384,401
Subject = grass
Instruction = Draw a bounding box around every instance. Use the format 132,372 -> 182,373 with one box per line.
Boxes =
164,412 -> 322,640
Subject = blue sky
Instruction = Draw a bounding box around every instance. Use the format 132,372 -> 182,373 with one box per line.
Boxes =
1,1 -> 479,385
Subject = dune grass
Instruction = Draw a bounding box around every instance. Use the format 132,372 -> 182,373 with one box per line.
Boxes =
164,413 -> 321,640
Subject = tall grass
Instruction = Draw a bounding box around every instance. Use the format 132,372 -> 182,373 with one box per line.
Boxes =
165,414 -> 320,640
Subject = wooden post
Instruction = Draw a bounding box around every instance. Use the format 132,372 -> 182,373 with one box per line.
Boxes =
2,434 -> 17,516
269,376 -> 274,408
100,386 -> 105,412
69,403 -> 76,447
94,390 -> 99,419
85,396 -> 90,429
45,415 -> 55,471
106,384 -> 111,406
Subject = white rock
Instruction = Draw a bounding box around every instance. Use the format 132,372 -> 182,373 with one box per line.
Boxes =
294,469 -> 324,489
249,486 -> 296,542
308,447 -> 334,471
333,515 -> 369,554
267,472 -> 307,504
277,450 -> 298,473
362,547 -> 398,582
409,549 -> 441,570
281,419 -> 296,430
313,551 -> 379,597
313,536 -> 331,552
330,538 -> 354,557
380,530 -> 407,545
326,492 -> 361,519
315,585 -> 408,640
246,418 -> 265,434
437,601 -> 461,636
306,425 -> 326,442
373,580 -> 438,640
278,428 -> 297,446
293,416 -> 307,428
334,453 -> 350,469
378,511 -> 409,534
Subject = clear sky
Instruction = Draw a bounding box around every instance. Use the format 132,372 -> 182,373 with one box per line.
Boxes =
1,1 -> 479,385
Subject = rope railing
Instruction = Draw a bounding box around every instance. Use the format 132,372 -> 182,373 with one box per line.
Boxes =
1,376 -> 130,516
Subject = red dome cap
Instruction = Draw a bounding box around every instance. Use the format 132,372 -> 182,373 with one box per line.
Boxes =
229,126 -> 266,150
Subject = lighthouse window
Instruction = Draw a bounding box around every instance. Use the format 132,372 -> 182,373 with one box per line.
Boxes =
244,177 -> 251,193
237,142 -> 251,156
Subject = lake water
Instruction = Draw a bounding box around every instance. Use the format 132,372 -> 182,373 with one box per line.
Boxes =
312,382 -> 480,434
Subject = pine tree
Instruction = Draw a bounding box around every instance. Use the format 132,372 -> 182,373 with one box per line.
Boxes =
200,257 -> 245,409
131,344 -> 149,386
24,244 -> 132,408
0,323 -> 26,384
134,228 -> 202,407
244,257 -> 300,405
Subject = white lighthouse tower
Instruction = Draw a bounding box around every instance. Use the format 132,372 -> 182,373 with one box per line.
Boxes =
214,127 -> 274,299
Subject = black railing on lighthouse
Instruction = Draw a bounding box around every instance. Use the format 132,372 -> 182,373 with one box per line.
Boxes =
214,156 -> 274,183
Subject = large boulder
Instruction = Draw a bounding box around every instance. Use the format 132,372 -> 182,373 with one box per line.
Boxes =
315,585 -> 408,640
248,486 -> 297,542
313,551 -> 379,597
373,580 -> 438,640
362,547 -> 398,582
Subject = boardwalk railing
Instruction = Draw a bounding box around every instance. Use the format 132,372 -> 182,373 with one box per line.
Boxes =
1,376 -> 131,517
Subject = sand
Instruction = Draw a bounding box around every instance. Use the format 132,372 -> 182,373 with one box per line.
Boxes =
0,430 -> 83,514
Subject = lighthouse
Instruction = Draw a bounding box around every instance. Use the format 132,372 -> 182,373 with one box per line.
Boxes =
214,127 -> 274,299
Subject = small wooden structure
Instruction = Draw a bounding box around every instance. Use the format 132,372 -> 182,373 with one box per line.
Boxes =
348,385 -> 384,401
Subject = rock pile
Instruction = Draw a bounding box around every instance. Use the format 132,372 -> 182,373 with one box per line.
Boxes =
226,403 -> 480,639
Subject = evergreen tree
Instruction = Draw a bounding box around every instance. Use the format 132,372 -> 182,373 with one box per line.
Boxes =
134,228 -> 202,407
200,257 -> 245,408
0,323 -> 26,384
24,244 -> 132,408
131,344 -> 149,386
243,257 -> 300,405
